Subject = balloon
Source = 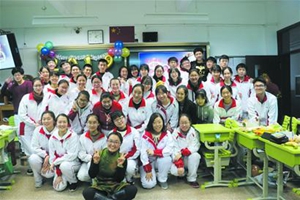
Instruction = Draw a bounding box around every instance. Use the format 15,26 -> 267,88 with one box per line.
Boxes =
40,54 -> 48,60
114,56 -> 122,63
114,40 -> 123,49
41,47 -> 50,55
45,41 -> 53,50
105,55 -> 113,68
49,50 -> 56,58
36,43 -> 44,52
121,48 -> 130,58
114,48 -> 122,56
107,48 -> 115,56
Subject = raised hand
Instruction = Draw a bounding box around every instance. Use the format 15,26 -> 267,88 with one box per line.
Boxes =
93,150 -> 100,164
117,153 -> 127,167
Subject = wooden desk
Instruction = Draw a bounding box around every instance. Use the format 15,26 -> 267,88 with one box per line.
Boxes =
0,104 -> 14,125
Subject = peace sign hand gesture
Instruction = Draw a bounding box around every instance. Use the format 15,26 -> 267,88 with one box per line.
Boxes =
117,153 -> 127,167
93,150 -> 100,164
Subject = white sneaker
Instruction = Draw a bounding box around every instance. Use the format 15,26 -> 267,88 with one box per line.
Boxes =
159,181 -> 168,189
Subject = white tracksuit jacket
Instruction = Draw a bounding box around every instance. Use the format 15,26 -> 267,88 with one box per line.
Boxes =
68,102 -> 93,135
213,98 -> 242,124
46,92 -> 72,117
234,75 -> 253,112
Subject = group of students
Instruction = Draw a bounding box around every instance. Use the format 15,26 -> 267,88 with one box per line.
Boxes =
0,47 -> 279,200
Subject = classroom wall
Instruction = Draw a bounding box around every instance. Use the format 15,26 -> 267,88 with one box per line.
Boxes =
0,0 -> 299,84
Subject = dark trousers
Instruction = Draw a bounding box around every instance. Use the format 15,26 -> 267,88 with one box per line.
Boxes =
82,185 -> 137,200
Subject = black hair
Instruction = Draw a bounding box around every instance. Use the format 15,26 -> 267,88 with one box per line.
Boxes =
49,71 -> 60,77
71,64 -> 81,71
129,64 -> 139,78
222,66 -> 233,75
180,56 -> 190,65
153,65 -> 165,82
91,75 -> 102,83
41,111 -> 56,127
118,66 -> 129,78
179,113 -> 192,125
189,68 -> 200,76
59,61 -> 71,68
211,65 -> 222,73
109,77 -> 121,86
193,47 -> 203,54
86,113 -> 101,127
219,55 -> 229,61
56,113 -> 71,127
168,68 -> 182,86
176,85 -> 188,101
76,90 -> 90,101
32,77 -> 42,86
100,92 -> 113,101
220,85 -> 233,95
253,77 -> 267,86
76,74 -> 87,81
110,110 -> 125,122
195,89 -> 208,104
11,67 -> 24,75
146,112 -> 166,133
168,57 -> 178,63
107,131 -> 123,144
98,58 -> 108,64
46,58 -> 56,65
155,85 -> 168,96
39,66 -> 50,73
58,79 -> 69,86
83,64 -> 93,70
141,76 -> 153,91
132,83 -> 144,93
206,56 -> 217,63
236,63 -> 247,71
140,64 -> 149,72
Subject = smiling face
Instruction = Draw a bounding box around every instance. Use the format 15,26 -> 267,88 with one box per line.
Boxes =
221,87 -> 232,102
113,115 -> 126,130
57,82 -> 69,95
176,88 -> 185,103
254,81 -> 266,96
196,96 -> 206,106
170,70 -> 179,81
77,76 -> 87,90
92,77 -> 102,90
131,68 -> 139,78
62,63 -> 71,74
101,97 -> 112,110
132,86 -> 143,103
50,74 -> 59,85
83,67 -> 92,78
120,68 -> 128,79
56,115 -> 69,133
47,61 -> 56,71
223,68 -> 232,81
33,80 -> 43,94
189,71 -> 199,84
181,60 -> 191,70
110,79 -> 120,93
107,134 -> 121,153
152,116 -> 163,134
42,113 -> 55,131
77,93 -> 88,108
156,89 -> 168,104
87,115 -> 100,134
13,72 -> 24,84
179,115 -> 191,133
98,61 -> 107,73
155,67 -> 164,78
41,68 -> 50,80
71,66 -> 80,78
194,51 -> 203,61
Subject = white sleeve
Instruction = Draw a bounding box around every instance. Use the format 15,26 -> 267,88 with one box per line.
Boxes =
213,103 -> 221,124
169,102 -> 179,129
247,98 -> 256,122
268,97 -> 278,125
162,132 -> 174,157
31,127 -> 48,158
18,96 -> 36,127
187,128 -> 200,154
77,136 -> 92,163
53,134 -> 79,165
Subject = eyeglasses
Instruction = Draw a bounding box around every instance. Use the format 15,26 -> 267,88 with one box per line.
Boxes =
107,140 -> 120,145
113,116 -> 124,123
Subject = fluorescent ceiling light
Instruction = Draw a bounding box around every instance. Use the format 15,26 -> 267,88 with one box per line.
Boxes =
32,15 -> 99,25
144,13 -> 209,21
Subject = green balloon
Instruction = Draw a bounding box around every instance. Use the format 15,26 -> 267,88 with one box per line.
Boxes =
114,56 -> 122,63
45,41 -> 53,50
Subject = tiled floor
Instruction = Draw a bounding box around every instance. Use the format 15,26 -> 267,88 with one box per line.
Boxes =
1,164 -> 300,200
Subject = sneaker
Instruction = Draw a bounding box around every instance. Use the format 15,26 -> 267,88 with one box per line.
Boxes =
69,182 -> 77,192
189,181 -> 200,188
26,169 -> 33,176
35,181 -> 43,188
159,181 -> 168,189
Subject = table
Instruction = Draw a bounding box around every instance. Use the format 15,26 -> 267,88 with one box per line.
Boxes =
0,128 -> 16,190
234,129 -> 276,200
259,137 -> 300,200
0,104 -> 14,125
194,124 -> 234,188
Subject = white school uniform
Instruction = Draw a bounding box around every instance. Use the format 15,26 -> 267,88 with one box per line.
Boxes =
111,125 -> 140,182
111,91 -> 129,116
247,92 -> 278,126
88,88 -> 105,106
95,71 -> 114,91
18,93 -> 48,156
187,81 -> 211,103
43,85 -> 56,97
213,98 -> 242,124
28,126 -> 57,185
151,97 -> 179,131
77,131 -> 106,182
48,129 -> 80,191
46,92 -> 72,117
120,79 -> 130,96
234,75 -> 253,113
68,102 -> 93,135
140,131 -> 173,189
143,91 -> 155,106
126,98 -> 152,134
205,77 -> 223,105
165,79 -> 187,98
170,127 -> 200,182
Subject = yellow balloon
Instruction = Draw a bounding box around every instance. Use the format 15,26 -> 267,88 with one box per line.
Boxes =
105,55 -> 113,68
121,48 -> 130,58
36,43 -> 44,52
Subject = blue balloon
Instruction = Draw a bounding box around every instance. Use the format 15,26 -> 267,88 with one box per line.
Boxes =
41,47 -> 50,55
114,41 -> 123,49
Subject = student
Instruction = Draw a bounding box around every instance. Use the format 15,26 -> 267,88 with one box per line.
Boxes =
137,64 -> 150,83
179,56 -> 191,81
68,64 -> 82,91
68,90 -> 93,135
126,84 -> 152,134
213,85 -> 242,124
218,54 -> 229,71
205,56 -> 217,81
186,69 -> 210,102
170,114 -> 200,188
18,78 -> 48,174
95,58 -> 114,91
221,67 -> 240,101
46,79 -> 72,116
141,75 -> 156,106
140,113 -> 173,189
82,64 -> 93,91
39,66 -> 50,85
28,111 -> 56,188
77,114 -> 106,182
1,67 -> 33,166
111,111 -> 140,184
82,131 -> 138,200
127,64 -> 140,94
49,114 -> 80,192
59,61 -> 72,81
46,58 -> 57,72
69,74 -> 88,102
118,66 -> 130,95
92,92 -> 123,136
195,89 -> 214,124
261,73 -> 281,98
88,75 -> 105,106
165,68 -> 186,98
164,57 -> 179,79
176,85 -> 197,124
247,77 -> 278,126
151,85 -> 179,132
190,47 -> 205,69
152,65 -> 166,86
109,78 -> 129,115
206,65 -> 223,105
233,63 -> 253,119
43,71 -> 59,96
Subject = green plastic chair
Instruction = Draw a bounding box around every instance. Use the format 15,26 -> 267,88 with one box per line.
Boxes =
281,115 -> 291,131
291,117 -> 300,134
